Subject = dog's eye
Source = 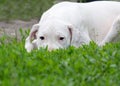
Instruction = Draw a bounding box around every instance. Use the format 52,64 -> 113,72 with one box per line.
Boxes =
59,37 -> 64,40
40,36 -> 45,40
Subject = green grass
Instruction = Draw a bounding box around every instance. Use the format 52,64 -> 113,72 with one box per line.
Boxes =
0,0 -> 54,21
0,31 -> 120,86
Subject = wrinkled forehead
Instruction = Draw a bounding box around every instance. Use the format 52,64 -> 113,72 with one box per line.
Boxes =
38,20 -> 69,36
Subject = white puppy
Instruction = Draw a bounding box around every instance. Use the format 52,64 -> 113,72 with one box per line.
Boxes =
25,1 -> 120,52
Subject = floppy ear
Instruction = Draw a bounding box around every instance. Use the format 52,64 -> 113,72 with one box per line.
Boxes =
68,25 -> 80,47
25,24 -> 39,52
68,25 -> 91,47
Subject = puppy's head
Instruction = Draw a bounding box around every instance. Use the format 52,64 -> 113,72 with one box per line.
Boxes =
25,20 -> 75,52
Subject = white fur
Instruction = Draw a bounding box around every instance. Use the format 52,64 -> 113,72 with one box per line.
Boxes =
25,1 -> 120,52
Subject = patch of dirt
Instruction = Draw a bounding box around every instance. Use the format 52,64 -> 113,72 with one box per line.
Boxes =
0,19 -> 38,39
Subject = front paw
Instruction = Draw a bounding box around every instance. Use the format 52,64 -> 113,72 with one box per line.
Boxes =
25,42 -> 34,53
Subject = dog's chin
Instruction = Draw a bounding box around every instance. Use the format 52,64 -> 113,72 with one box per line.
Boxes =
37,45 -> 65,51
37,47 -> 57,51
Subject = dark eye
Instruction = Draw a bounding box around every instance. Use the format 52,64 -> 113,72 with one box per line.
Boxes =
40,36 -> 45,40
59,37 -> 65,40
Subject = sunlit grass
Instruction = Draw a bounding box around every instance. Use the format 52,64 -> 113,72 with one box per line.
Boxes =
0,31 -> 120,86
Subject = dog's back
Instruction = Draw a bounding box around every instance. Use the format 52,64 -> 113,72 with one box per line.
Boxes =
40,1 -> 120,43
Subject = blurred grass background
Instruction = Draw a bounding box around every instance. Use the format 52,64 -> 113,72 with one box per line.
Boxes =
0,0 -> 54,21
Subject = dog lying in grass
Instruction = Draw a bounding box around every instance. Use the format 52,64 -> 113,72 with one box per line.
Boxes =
25,1 -> 120,52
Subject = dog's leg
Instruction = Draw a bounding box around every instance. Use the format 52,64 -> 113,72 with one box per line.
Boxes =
99,15 -> 120,46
